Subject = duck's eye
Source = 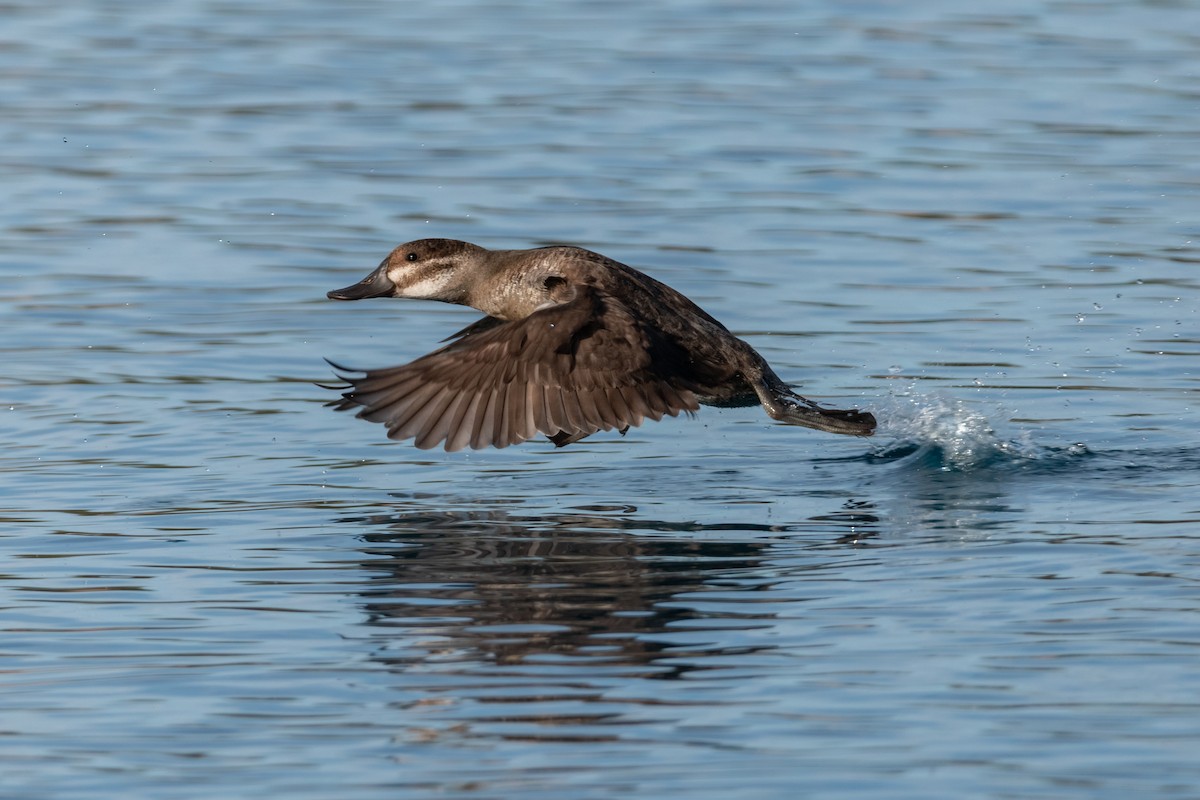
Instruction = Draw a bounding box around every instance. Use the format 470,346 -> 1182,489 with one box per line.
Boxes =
406,252 -> 418,262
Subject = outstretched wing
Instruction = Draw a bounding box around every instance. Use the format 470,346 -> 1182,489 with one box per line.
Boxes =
327,286 -> 700,451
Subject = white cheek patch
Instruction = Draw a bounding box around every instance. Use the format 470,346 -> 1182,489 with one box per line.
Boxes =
396,270 -> 453,299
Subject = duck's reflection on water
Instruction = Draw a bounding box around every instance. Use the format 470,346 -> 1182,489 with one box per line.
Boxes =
337,504 -> 880,680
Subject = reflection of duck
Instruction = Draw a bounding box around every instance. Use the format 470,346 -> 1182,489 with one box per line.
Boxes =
344,506 -> 879,675
326,239 -> 876,450
352,509 -> 772,676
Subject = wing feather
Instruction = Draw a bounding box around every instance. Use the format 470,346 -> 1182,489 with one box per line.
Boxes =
446,390 -> 485,452
414,392 -> 454,450
472,387 -> 499,451
327,286 -> 703,450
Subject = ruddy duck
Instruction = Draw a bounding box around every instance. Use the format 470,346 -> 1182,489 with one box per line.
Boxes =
326,239 -> 875,450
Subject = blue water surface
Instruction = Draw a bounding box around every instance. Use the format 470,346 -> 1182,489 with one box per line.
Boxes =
2,1 -> 1199,798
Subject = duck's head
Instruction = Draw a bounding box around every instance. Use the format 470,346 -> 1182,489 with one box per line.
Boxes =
327,239 -> 486,304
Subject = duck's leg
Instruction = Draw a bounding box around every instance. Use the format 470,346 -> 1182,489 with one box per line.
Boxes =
548,425 -> 629,447
748,361 -> 876,437
549,429 -> 591,447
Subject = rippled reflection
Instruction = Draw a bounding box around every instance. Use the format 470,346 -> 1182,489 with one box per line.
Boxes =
343,507 -> 878,684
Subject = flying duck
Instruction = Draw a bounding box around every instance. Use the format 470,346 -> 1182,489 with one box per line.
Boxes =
326,239 -> 875,451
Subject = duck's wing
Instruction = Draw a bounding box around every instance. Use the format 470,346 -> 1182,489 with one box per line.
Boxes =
439,315 -> 503,342
326,287 -> 701,451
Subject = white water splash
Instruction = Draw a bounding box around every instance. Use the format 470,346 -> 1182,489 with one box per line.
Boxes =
871,392 -> 1037,470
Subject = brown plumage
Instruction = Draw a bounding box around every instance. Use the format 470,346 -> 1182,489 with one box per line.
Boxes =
325,239 -> 875,451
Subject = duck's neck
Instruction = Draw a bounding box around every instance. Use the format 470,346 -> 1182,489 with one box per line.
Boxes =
461,250 -> 552,321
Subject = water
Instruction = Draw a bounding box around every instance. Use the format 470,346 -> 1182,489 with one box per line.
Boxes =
3,0 -> 1199,797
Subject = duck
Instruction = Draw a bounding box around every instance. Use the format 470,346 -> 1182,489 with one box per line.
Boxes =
325,239 -> 876,451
